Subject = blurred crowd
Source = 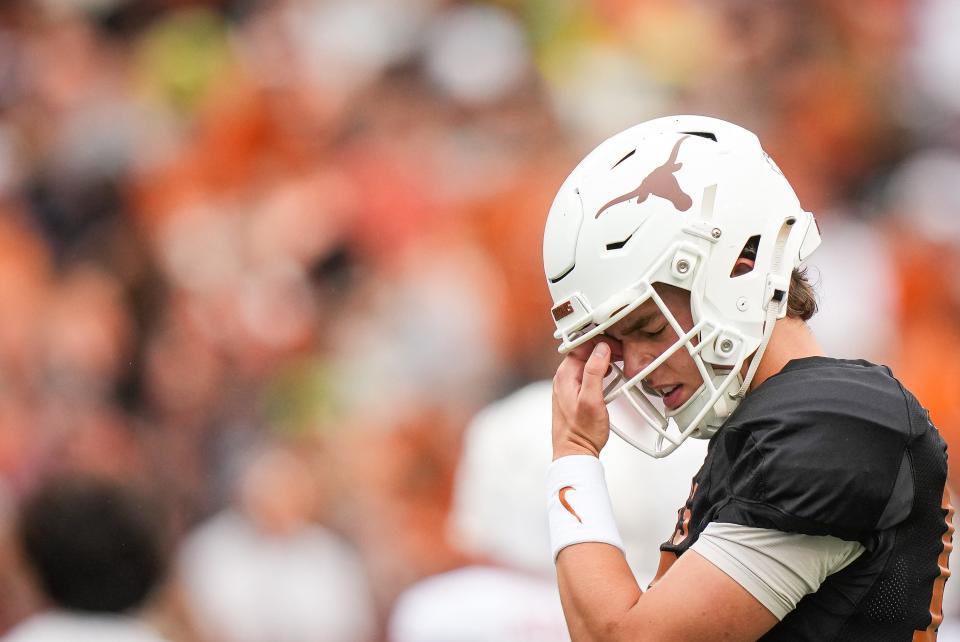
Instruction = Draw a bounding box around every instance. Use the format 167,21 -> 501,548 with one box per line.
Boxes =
0,0 -> 958,640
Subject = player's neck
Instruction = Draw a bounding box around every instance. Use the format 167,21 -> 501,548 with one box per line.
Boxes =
748,317 -> 825,391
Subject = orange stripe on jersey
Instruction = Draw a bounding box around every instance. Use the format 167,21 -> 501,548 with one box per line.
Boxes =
651,481 -> 697,588
670,482 -> 698,546
914,488 -> 954,642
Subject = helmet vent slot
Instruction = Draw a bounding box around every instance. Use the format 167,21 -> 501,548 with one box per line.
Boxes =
730,235 -> 760,277
611,149 -> 636,169
606,234 -> 632,251
549,264 -> 575,283
682,131 -> 717,142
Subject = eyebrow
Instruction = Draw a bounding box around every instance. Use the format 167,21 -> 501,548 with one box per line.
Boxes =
619,313 -> 658,336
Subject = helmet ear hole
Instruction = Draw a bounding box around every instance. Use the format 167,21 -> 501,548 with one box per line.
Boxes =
730,235 -> 761,278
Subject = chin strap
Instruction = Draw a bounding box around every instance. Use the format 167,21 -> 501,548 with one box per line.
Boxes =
732,295 -> 780,399
732,217 -> 795,400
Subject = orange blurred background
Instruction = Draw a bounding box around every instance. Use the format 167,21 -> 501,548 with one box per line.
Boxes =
0,0 -> 958,640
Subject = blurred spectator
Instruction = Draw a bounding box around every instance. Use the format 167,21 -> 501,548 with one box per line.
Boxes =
424,4 -> 530,106
178,443 -> 376,642
883,149 -> 960,490
806,213 -> 897,363
387,381 -> 568,642
3,476 -> 169,642
0,481 -> 32,633
388,380 -> 706,642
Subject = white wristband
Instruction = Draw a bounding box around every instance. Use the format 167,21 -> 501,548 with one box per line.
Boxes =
546,455 -> 625,561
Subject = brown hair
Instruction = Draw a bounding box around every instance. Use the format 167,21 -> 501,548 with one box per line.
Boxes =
787,267 -> 817,321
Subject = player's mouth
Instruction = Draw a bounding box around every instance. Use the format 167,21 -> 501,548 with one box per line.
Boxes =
644,383 -> 686,410
660,384 -> 685,410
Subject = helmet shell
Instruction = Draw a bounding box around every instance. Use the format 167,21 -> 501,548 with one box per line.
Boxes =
543,115 -> 820,456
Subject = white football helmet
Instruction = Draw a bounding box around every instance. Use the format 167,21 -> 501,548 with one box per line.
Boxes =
543,115 -> 821,458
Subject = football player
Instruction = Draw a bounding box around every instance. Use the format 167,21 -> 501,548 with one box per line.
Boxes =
543,115 -> 952,641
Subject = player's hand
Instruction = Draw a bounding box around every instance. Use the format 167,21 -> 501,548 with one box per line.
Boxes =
552,338 -> 620,460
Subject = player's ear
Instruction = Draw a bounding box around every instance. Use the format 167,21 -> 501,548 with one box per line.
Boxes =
730,257 -> 755,277
730,234 -> 759,278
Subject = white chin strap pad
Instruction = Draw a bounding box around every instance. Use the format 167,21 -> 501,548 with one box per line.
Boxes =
669,372 -> 742,440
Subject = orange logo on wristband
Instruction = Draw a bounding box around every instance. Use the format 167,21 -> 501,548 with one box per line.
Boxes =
559,486 -> 582,523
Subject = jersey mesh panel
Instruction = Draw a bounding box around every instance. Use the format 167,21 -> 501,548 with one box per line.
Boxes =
836,393 -> 948,641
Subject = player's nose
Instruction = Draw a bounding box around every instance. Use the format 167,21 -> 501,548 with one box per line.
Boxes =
621,340 -> 659,382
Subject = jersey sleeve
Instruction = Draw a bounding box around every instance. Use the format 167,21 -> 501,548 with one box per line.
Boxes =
713,371 -> 915,542
689,522 -> 865,620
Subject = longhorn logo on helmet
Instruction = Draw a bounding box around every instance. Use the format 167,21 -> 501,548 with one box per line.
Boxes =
595,135 -> 693,219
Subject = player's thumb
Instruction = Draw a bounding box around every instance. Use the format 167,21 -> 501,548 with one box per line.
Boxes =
580,341 -> 610,403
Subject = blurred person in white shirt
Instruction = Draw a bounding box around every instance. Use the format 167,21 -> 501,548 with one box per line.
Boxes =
3,476 -> 170,642
178,443 -> 375,642
388,380 -> 705,642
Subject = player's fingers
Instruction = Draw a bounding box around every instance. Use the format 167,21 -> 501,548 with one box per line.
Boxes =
568,336 -> 623,363
553,354 -> 583,405
555,351 -> 582,382
578,342 -> 610,410
568,342 -> 594,362
605,338 -> 623,361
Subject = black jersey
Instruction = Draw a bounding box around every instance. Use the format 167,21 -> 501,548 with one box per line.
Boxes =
660,357 -> 952,641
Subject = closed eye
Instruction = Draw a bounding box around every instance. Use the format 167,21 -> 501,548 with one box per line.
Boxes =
637,324 -> 667,339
